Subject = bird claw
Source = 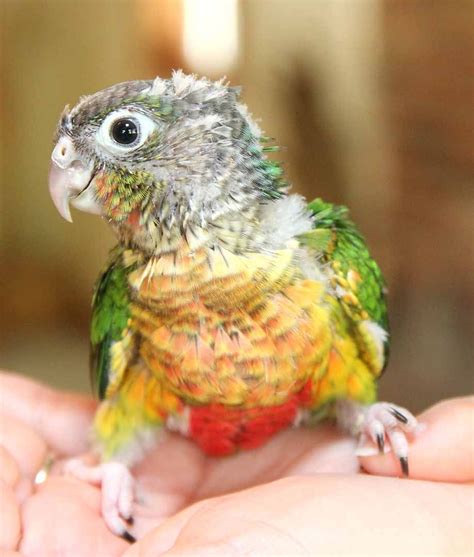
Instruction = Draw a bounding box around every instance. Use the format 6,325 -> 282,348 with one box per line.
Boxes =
64,458 -> 136,541
353,402 -> 419,476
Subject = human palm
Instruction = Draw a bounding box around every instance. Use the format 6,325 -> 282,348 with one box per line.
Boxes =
0,372 -> 472,556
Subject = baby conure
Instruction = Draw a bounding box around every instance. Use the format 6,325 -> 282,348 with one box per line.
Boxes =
48,71 -> 418,541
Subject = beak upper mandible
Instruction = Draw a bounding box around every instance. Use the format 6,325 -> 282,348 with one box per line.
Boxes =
48,136 -> 96,222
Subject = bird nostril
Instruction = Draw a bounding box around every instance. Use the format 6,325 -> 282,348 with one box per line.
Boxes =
52,136 -> 80,169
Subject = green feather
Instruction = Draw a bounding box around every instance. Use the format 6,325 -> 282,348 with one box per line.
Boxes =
301,198 -> 389,368
90,250 -> 131,399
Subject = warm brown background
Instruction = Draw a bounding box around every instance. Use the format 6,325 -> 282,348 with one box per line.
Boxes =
1,0 -> 472,412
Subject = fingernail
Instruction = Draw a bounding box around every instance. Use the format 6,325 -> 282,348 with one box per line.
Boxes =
355,445 -> 380,457
414,422 -> 427,435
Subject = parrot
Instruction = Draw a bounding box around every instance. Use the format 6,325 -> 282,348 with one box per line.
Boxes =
48,71 -> 418,542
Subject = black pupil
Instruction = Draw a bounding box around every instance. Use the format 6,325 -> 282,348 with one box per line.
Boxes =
111,118 -> 139,145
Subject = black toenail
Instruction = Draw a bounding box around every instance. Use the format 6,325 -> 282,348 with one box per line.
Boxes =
376,433 -> 385,454
399,456 -> 409,477
389,407 -> 408,424
121,530 -> 136,544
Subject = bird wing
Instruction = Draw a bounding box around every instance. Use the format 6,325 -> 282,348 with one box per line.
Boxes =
299,198 -> 389,377
90,248 -> 135,400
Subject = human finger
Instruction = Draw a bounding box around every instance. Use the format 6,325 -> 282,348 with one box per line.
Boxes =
360,396 -> 474,482
20,476 -> 128,557
0,479 -> 21,550
0,372 -> 95,456
125,475 -> 473,556
0,414 -> 47,482
0,446 -> 20,489
123,500 -> 211,556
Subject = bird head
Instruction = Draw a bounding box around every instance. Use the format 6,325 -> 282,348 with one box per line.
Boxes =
49,71 -> 287,252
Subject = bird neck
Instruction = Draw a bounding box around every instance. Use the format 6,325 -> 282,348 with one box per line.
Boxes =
112,202 -> 261,256
112,192 -> 313,259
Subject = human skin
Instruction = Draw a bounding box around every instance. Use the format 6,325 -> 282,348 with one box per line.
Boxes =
0,371 -> 472,556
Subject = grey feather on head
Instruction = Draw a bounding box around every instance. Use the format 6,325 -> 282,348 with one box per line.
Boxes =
53,70 -> 312,253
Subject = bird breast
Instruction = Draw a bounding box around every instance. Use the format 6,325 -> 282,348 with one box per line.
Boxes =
126,241 -> 333,406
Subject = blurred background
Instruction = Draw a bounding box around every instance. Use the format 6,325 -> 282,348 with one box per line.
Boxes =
1,0 -> 472,412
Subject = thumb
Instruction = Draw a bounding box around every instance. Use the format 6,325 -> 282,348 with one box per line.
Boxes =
123,501 -> 211,556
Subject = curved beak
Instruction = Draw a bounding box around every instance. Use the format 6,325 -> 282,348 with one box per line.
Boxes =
48,136 -> 100,222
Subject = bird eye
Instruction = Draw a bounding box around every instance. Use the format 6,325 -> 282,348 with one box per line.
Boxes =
96,109 -> 156,155
111,118 -> 139,145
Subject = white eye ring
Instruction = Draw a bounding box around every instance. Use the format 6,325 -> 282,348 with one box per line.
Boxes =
96,108 -> 156,154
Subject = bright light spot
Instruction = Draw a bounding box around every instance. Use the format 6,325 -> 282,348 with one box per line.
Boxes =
183,0 -> 239,75
34,468 -> 48,485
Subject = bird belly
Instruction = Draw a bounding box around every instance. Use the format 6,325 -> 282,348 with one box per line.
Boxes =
126,243 -> 333,408
166,382 -> 314,456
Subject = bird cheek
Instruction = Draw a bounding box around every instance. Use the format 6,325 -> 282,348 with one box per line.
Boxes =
92,172 -> 126,221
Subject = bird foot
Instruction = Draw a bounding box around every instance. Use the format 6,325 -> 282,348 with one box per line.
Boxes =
337,400 -> 421,477
64,458 -> 136,542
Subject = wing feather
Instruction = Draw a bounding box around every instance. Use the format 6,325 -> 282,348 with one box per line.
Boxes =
90,249 -> 134,399
301,198 -> 389,375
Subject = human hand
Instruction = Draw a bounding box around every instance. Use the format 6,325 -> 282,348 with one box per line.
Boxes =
125,396 -> 474,556
0,372 -> 472,556
0,371 -> 358,555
